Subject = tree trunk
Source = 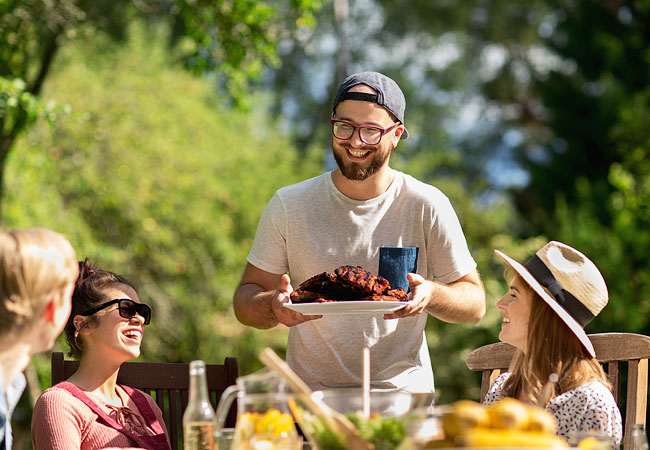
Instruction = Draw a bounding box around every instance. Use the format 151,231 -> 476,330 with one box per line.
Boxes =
0,34 -> 60,218
334,0 -> 349,85
0,133 -> 13,220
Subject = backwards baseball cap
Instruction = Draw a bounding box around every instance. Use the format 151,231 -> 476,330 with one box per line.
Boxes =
332,71 -> 409,140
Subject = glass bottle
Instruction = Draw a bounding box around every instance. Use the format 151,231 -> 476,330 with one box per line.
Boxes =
633,424 -> 649,450
183,360 -> 216,450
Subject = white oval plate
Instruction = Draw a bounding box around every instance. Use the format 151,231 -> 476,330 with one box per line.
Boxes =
283,300 -> 410,315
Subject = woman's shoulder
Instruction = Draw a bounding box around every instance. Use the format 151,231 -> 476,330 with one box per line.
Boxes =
33,384 -> 90,421
565,380 -> 614,398
553,380 -> 618,409
36,383 -> 78,404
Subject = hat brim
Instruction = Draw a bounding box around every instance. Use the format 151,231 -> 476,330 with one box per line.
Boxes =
494,249 -> 596,358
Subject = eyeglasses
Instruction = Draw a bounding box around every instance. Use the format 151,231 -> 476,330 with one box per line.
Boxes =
331,119 -> 400,145
81,298 -> 151,325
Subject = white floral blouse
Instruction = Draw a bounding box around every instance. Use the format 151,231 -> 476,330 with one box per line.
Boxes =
484,373 -> 622,447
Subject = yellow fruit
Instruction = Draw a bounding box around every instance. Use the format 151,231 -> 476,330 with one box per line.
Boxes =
577,437 -> 611,450
442,400 -> 490,437
255,409 -> 290,435
526,406 -> 557,434
487,398 -> 529,430
273,414 -> 295,435
422,439 -> 455,448
458,427 -> 569,448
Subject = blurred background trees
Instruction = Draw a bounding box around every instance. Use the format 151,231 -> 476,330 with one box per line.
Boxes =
2,0 -> 649,448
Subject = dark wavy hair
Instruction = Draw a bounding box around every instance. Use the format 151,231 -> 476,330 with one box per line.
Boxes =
64,258 -> 135,359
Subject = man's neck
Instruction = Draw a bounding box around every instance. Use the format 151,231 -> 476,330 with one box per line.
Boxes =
0,342 -> 31,391
331,167 -> 395,201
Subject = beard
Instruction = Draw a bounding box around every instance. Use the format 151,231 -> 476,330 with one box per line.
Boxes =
333,143 -> 390,181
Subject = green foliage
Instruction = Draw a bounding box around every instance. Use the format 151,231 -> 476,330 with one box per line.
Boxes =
171,0 -> 323,108
0,77 -> 70,131
0,0 -> 323,219
5,23 -> 321,376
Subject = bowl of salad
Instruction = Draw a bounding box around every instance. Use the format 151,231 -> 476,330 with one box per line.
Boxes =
289,389 -> 433,450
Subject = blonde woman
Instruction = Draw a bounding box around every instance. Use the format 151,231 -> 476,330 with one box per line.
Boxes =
32,260 -> 170,450
484,241 -> 622,446
0,228 -> 78,450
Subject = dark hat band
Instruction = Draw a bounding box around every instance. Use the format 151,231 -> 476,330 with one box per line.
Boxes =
524,255 -> 596,327
341,92 -> 379,103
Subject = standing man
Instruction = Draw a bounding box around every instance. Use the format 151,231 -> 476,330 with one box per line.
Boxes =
234,72 -> 485,393
0,228 -> 78,450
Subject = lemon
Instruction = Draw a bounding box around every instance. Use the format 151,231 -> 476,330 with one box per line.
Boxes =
578,437 -> 610,450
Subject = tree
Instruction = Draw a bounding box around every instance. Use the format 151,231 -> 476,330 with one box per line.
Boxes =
0,0 -> 322,214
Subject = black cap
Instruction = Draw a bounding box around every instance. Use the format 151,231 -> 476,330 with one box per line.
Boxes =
332,71 -> 409,140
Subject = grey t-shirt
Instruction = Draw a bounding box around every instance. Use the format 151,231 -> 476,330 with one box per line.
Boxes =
248,170 -> 476,393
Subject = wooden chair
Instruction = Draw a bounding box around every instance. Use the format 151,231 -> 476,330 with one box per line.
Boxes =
51,352 -> 239,450
466,332 -> 650,450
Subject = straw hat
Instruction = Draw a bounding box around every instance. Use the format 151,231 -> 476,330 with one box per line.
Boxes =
494,241 -> 608,357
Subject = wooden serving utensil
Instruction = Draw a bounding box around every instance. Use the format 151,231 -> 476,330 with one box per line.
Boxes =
259,347 -> 374,450
362,347 -> 370,419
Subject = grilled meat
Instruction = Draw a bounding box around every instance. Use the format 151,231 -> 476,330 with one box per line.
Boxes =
334,265 -> 390,296
386,288 -> 409,301
290,265 -> 409,303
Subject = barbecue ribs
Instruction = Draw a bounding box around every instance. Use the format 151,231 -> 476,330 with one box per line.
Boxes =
290,265 -> 408,303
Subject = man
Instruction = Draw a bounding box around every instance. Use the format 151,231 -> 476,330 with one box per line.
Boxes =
0,228 -> 78,450
234,71 -> 485,393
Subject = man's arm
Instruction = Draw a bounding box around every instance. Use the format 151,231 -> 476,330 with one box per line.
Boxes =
233,263 -> 321,329
385,268 -> 485,323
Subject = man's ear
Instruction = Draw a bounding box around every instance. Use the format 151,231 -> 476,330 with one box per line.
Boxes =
43,296 -> 57,323
392,125 -> 405,146
43,291 -> 72,327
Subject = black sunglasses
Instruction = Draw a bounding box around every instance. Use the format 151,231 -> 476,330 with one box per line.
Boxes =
81,298 -> 151,325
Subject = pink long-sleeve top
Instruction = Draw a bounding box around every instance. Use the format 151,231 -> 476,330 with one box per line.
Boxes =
31,384 -> 169,450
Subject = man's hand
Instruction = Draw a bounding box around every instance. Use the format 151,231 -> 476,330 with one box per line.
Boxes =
383,273 -> 433,319
271,274 -> 322,327
383,269 -> 485,323
234,263 -> 322,329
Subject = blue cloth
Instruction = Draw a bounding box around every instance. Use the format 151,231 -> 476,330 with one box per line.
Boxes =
0,364 -> 27,450
378,246 -> 419,292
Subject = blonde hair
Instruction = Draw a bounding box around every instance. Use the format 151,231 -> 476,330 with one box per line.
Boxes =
0,228 -> 78,339
503,275 -> 610,402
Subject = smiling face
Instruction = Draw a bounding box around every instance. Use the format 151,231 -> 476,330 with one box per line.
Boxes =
76,283 -> 145,362
496,275 -> 532,352
332,85 -> 403,181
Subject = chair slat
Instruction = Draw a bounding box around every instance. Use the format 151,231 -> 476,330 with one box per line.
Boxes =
607,361 -> 620,405
169,389 -> 180,450
589,333 -> 650,361
480,371 -> 492,400
466,341 -> 515,371
154,388 -> 165,411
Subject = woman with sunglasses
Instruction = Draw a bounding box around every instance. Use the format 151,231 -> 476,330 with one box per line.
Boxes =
32,259 -> 171,450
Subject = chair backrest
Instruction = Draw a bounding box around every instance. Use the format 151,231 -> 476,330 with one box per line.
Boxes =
465,332 -> 650,450
51,352 -> 239,450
